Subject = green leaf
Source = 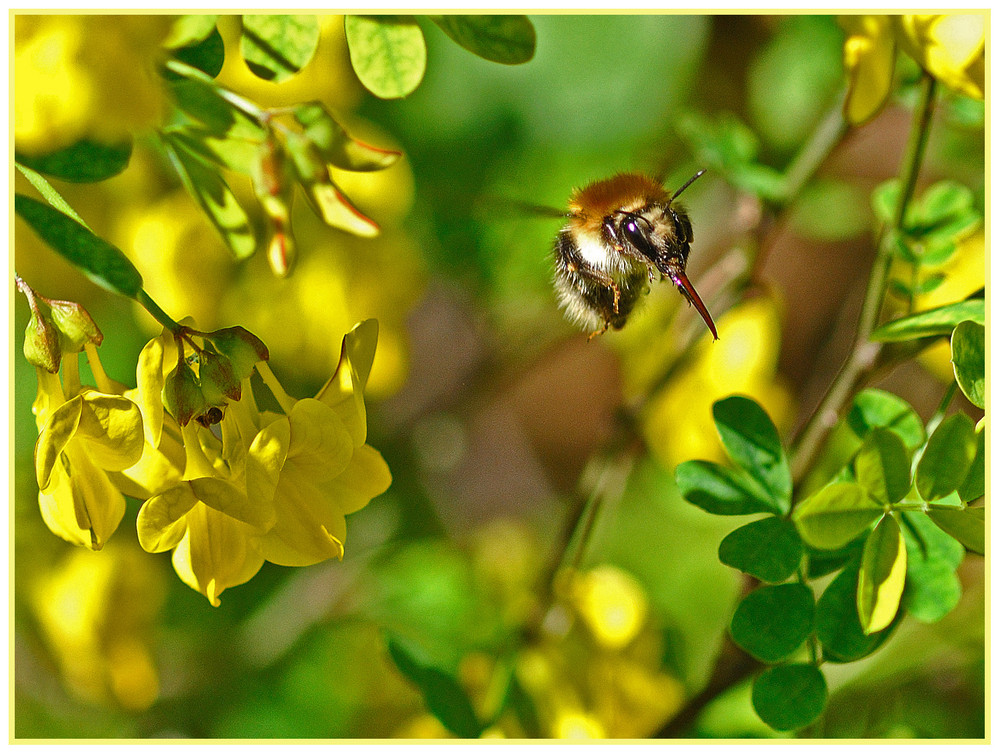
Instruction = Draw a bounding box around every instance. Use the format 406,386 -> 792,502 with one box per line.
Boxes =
164,14 -> 220,48
918,180 -> 975,224
675,459 -> 783,516
293,103 -> 400,172
792,482 -> 883,550
870,298 -> 985,342
857,514 -> 907,634
712,395 -> 791,511
14,194 -> 143,298
15,139 -> 132,183
344,15 -> 427,99
926,507 -> 984,555
429,15 -> 536,64
789,178 -> 871,242
386,636 -> 485,738
170,26 -> 226,78
15,163 -> 89,228
952,321 -> 985,408
854,428 -> 911,505
900,512 -> 963,623
847,388 -> 925,451
815,558 -> 897,662
718,516 -> 803,583
751,664 -> 827,732
241,15 -> 320,83
676,111 -> 760,172
871,179 -> 901,226
730,583 -> 814,663
162,134 -> 258,261
957,426 -> 985,503
916,412 -> 978,501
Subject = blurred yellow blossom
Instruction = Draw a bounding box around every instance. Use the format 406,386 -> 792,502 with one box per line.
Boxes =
641,296 -> 794,469
30,541 -> 166,709
14,14 -> 171,153
841,13 -> 985,126
554,710 -> 605,739
569,565 -> 648,651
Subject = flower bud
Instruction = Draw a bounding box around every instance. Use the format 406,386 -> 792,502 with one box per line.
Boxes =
47,298 -> 104,352
162,360 -> 207,427
199,348 -> 241,404
23,305 -> 62,373
207,327 -> 269,380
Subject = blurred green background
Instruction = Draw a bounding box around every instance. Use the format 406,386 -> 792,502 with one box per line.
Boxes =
13,14 -> 985,739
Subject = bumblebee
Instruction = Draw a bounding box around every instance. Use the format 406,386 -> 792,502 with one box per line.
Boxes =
553,170 -> 717,340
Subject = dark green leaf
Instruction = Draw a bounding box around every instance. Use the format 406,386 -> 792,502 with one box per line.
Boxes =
170,26 -> 226,78
162,135 -> 257,261
901,512 -> 963,623
927,507 -> 984,555
957,426 -> 985,503
15,164 -> 89,228
241,15 -> 320,83
815,559 -> 897,662
675,459 -> 783,516
712,395 -> 791,511
751,664 -> 827,731
952,321 -> 985,408
14,194 -> 143,298
430,15 -> 535,64
718,516 -> 803,583
730,583 -> 814,663
344,15 -> 427,99
15,139 -> 132,183
916,412 -> 978,501
386,636 -> 485,738
857,514 -> 906,634
805,536 -> 865,579
847,388 -> 925,451
792,482 -> 882,550
293,103 -> 400,171
854,427 -> 911,505
871,298 -> 985,342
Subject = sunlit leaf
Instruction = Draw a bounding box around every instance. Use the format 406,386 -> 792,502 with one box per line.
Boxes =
15,194 -> 143,298
951,321 -> 985,408
718,516 -> 802,583
293,103 -> 401,172
165,14 -> 219,48
854,427 -> 911,505
847,388 -> 925,451
792,482 -> 882,550
16,139 -> 132,183
241,15 -> 320,83
916,412 -> 978,501
344,15 -> 427,99
712,396 -> 791,511
162,135 -> 258,260
675,459 -> 784,516
730,583 -> 814,663
857,513 -> 906,634
15,164 -> 89,228
901,512 -> 963,623
816,558 -> 898,662
926,506 -> 984,555
429,15 -> 536,64
870,298 -> 985,342
751,664 -> 827,731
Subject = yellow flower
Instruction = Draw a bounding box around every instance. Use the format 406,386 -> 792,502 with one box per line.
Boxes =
255,319 -> 392,566
895,14 -> 985,100
33,362 -> 144,551
842,15 -> 896,125
569,565 -> 648,651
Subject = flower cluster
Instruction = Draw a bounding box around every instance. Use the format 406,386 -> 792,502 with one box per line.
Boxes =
25,283 -> 390,605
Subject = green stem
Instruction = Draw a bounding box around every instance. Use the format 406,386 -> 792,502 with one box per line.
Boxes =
789,74 -> 938,487
136,289 -> 182,334
779,96 -> 849,205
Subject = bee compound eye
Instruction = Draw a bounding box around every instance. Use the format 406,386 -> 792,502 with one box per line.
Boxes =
622,217 -> 647,248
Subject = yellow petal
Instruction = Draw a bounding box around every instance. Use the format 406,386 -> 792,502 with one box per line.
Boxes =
35,395 -> 83,490
286,398 -> 354,481
841,15 -> 896,125
39,445 -> 126,550
246,416 -> 290,506
75,390 -> 145,471
327,444 -> 392,515
137,485 -> 198,553
189,477 -> 275,531
136,335 -> 167,447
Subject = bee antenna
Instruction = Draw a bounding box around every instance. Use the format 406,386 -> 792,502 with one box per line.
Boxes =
667,169 -> 706,205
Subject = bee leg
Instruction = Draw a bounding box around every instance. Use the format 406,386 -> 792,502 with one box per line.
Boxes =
587,320 -> 610,341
